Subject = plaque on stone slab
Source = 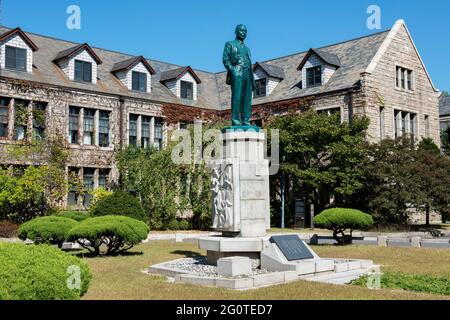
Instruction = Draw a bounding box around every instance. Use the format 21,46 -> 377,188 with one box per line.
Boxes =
270,235 -> 314,261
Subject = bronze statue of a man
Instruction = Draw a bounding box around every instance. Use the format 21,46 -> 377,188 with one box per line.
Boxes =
223,24 -> 256,127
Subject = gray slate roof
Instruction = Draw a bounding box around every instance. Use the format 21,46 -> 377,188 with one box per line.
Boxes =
160,66 -> 201,83
254,62 -> 285,80
439,96 -> 450,116
0,26 -> 390,111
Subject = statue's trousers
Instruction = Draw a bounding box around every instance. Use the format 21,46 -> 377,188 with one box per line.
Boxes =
231,66 -> 253,126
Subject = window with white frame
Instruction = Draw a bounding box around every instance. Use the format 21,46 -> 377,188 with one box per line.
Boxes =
394,109 -> 418,141
129,114 -> 138,147
98,169 -> 110,190
83,109 -> 95,145
69,106 -> 80,144
141,116 -> 151,148
32,102 -> 47,141
99,111 -> 110,147
0,97 -> 10,138
379,107 -> 385,140
154,118 -> 163,149
396,66 -> 413,91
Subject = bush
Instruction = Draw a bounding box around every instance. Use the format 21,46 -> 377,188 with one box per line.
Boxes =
313,208 -> 374,245
166,219 -> 191,231
0,243 -> 91,300
0,220 -> 19,238
67,215 -> 149,256
54,210 -> 90,222
18,216 -> 79,247
89,188 -> 113,211
89,191 -> 146,222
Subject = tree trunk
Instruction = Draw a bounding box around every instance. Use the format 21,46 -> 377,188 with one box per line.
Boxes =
426,205 -> 430,226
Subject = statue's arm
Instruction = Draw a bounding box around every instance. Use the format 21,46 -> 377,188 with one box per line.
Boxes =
222,42 -> 234,72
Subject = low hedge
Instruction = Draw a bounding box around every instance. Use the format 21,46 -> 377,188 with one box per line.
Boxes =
18,216 -> 79,247
352,272 -> 450,296
89,191 -> 147,222
0,243 -> 91,300
67,215 -> 149,255
54,211 -> 90,222
313,208 -> 374,245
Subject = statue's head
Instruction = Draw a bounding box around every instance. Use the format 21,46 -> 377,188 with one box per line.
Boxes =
235,24 -> 247,41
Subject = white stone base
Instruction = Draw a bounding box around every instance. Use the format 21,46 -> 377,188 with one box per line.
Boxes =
217,256 -> 252,277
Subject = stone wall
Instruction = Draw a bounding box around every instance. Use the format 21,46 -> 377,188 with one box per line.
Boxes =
360,24 -> 440,144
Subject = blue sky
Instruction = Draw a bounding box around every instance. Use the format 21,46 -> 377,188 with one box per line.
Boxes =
1,0 -> 449,91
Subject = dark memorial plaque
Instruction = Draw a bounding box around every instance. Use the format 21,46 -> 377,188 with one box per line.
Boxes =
270,235 -> 314,261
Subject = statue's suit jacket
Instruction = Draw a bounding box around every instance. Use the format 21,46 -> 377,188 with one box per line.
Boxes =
222,39 -> 256,89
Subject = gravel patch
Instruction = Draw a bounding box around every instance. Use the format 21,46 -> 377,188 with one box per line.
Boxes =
162,256 -> 269,279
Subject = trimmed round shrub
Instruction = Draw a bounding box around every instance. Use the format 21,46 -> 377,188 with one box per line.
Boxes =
67,215 -> 149,256
313,208 -> 374,245
0,243 -> 91,300
18,216 -> 79,247
54,210 -> 90,222
89,191 -> 146,222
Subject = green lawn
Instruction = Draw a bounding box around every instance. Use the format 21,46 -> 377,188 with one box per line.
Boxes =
80,241 -> 450,300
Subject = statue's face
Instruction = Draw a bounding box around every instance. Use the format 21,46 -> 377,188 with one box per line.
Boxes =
235,25 -> 247,41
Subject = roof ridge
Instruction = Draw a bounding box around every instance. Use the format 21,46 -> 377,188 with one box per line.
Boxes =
0,25 -> 390,76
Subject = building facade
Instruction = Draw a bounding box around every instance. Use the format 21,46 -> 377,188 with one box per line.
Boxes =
0,20 -> 441,209
439,95 -> 450,131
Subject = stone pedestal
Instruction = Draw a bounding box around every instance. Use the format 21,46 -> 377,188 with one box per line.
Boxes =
199,129 -> 270,264
209,130 -> 270,237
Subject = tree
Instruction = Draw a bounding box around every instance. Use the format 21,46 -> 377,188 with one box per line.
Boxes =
266,110 -> 369,226
411,150 -> 450,225
313,208 -> 373,245
0,166 -> 47,222
418,138 -> 440,155
441,127 -> 450,157
358,137 -> 450,226
116,123 -> 217,230
0,134 -> 70,222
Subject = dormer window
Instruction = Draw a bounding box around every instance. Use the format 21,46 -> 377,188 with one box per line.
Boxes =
5,46 -> 26,71
112,56 -> 154,93
160,66 -> 201,101
307,66 -> 322,87
254,78 -> 267,98
252,62 -> 284,98
0,28 -> 39,74
132,71 -> 147,92
75,60 -> 92,83
297,48 -> 340,88
180,81 -> 193,100
53,43 -> 102,85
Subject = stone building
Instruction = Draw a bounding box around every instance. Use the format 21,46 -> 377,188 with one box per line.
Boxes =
0,19 -> 441,209
439,95 -> 450,131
